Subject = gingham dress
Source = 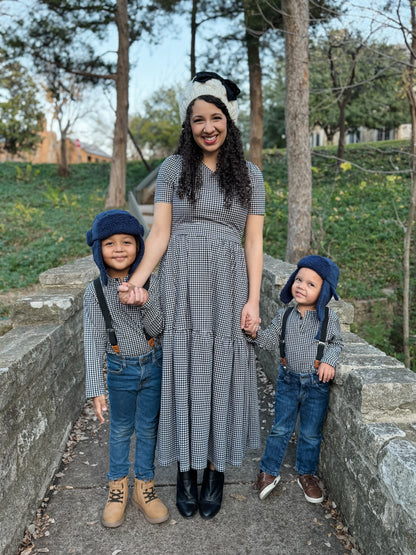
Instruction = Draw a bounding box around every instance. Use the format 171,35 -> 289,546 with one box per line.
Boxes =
155,155 -> 265,472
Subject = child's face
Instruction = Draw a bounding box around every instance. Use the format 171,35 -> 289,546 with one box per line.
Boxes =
101,233 -> 137,279
291,267 -> 323,311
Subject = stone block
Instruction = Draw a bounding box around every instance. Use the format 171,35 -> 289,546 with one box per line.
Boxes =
379,439 -> 416,520
0,318 -> 12,337
263,254 -> 294,288
355,422 -> 406,466
395,507 -> 416,555
0,325 -> 58,410
343,367 -> 416,423
39,255 -> 97,287
11,288 -> 84,325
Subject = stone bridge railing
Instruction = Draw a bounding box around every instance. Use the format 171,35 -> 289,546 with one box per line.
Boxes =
259,255 -> 416,555
0,254 -> 415,555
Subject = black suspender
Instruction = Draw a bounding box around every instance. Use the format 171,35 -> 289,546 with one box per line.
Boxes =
315,306 -> 330,369
93,277 -> 154,356
279,305 -> 330,370
279,306 -> 294,368
93,278 -> 120,354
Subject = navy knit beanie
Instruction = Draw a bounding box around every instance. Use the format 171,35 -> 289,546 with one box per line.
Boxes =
86,209 -> 145,285
280,255 -> 339,334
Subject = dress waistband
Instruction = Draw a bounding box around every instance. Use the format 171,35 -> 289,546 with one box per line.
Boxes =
171,221 -> 241,243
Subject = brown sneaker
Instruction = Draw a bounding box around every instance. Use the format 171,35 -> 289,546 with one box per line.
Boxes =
253,471 -> 281,500
297,474 -> 324,503
102,476 -> 128,528
132,478 -> 169,524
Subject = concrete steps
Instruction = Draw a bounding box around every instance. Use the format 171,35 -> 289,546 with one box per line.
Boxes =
138,204 -> 154,228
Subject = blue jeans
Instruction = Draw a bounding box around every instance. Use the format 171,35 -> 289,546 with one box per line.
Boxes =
260,365 -> 330,477
106,347 -> 162,481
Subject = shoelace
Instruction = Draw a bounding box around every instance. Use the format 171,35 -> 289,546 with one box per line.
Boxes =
108,488 -> 124,503
143,486 -> 158,504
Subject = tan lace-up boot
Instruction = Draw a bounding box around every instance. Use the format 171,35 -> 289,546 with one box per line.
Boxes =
132,478 -> 169,524
102,476 -> 129,528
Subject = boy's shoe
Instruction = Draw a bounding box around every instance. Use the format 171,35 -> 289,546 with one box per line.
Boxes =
132,478 -> 169,524
102,476 -> 128,528
253,471 -> 281,500
297,474 -> 324,503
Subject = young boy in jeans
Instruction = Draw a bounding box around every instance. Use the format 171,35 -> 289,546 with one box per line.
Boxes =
246,255 -> 342,503
83,209 -> 168,527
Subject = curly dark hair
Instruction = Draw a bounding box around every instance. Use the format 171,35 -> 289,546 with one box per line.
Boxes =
175,95 -> 252,208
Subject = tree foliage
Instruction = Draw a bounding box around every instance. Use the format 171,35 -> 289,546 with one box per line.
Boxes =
309,30 -> 409,152
129,86 -> 182,158
0,52 -> 44,155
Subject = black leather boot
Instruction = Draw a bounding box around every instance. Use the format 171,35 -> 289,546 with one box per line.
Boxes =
199,466 -> 224,519
176,464 -> 198,518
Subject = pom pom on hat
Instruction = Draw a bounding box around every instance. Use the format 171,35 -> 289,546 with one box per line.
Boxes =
280,255 -> 339,336
179,71 -> 240,123
86,209 -> 145,285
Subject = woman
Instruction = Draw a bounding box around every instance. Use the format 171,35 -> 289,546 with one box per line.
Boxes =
118,71 -> 265,519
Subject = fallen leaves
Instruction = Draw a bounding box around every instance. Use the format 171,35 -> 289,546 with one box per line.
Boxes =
17,399 -> 98,554
229,493 -> 247,502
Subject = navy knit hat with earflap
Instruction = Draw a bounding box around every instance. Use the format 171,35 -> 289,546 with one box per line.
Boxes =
86,209 -> 145,285
280,255 -> 339,337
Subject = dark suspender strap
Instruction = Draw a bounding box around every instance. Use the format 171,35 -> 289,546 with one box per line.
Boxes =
315,306 -> 330,368
93,278 -> 120,355
279,306 -> 294,367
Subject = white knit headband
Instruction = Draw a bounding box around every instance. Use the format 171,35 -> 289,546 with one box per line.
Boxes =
178,73 -> 240,123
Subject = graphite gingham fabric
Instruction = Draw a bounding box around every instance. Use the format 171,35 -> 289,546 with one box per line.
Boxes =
255,305 -> 343,373
83,274 -> 163,398
155,155 -> 265,472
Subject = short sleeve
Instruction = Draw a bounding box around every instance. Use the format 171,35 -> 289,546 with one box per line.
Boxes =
247,161 -> 265,215
154,155 -> 182,204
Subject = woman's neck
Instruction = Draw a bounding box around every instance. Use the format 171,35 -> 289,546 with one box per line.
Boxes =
202,153 -> 218,172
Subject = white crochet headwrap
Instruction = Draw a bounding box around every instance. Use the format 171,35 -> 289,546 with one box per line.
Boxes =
179,73 -> 239,123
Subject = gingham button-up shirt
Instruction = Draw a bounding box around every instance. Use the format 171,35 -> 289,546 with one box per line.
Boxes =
255,304 -> 343,373
83,274 -> 163,398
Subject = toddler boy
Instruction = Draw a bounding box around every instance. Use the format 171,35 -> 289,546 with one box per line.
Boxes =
84,209 -> 168,527
247,255 -> 342,503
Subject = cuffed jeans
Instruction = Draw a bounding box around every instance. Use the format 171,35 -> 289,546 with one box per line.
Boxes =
260,365 -> 330,477
106,346 -> 162,481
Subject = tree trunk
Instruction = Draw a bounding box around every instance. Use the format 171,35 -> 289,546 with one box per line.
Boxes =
58,125 -> 70,177
282,0 -> 312,263
190,0 -> 198,78
128,128 -> 151,171
403,2 -> 416,368
336,100 -> 347,163
243,1 -> 263,169
105,0 -> 129,209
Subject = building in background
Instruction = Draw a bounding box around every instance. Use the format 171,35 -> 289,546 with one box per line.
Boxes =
0,126 -> 111,164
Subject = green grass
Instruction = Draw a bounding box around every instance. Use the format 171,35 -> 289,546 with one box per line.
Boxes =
0,144 -> 413,367
0,161 -> 151,292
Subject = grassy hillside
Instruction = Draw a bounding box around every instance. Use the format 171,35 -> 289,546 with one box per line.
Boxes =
0,143 -> 413,366
262,141 -> 411,300
0,161 -> 151,293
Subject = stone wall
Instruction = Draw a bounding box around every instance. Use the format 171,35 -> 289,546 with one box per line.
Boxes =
259,254 -> 416,555
0,256 -> 98,555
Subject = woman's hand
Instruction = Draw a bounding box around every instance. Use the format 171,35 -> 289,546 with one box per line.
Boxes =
241,299 -> 260,336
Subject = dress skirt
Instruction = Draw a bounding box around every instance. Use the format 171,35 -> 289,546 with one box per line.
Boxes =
157,222 -> 260,472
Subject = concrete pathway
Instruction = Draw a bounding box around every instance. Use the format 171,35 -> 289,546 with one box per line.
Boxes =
21,368 -> 358,555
